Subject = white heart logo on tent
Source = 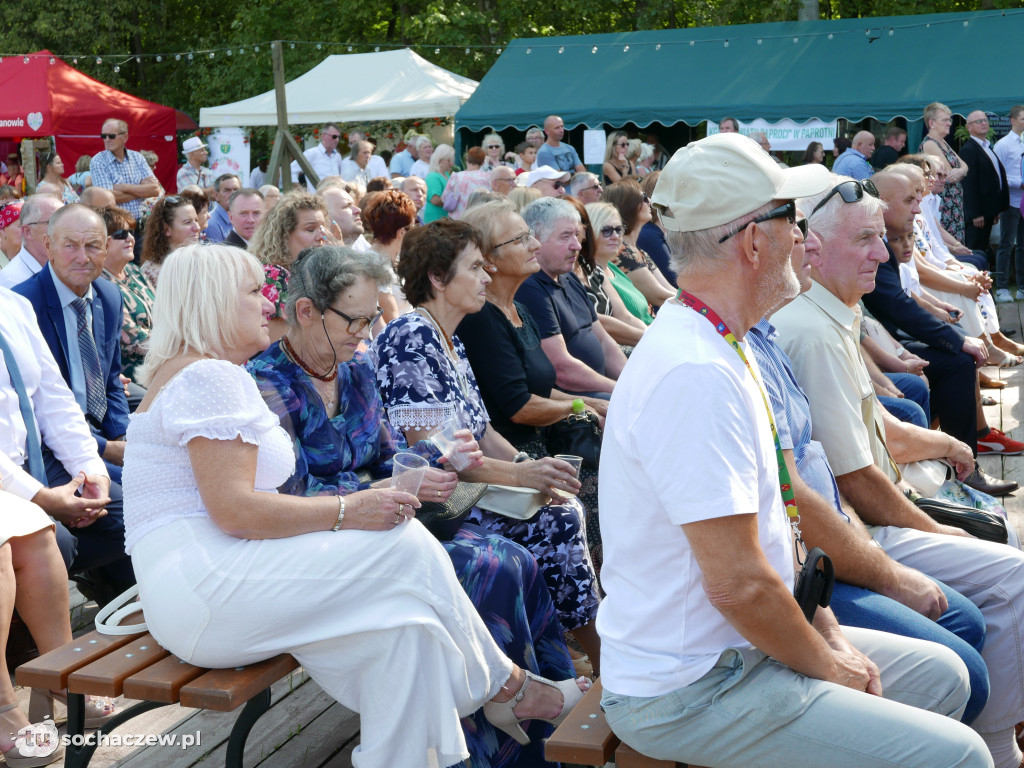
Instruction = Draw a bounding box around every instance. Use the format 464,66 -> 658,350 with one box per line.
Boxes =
26,112 -> 43,131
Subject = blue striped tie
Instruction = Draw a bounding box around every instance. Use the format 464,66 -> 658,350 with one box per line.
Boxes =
70,297 -> 107,424
0,330 -> 47,483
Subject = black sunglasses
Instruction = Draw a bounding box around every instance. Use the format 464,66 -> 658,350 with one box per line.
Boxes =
796,218 -> 809,241
325,133 -> 341,140
719,201 -> 796,243
110,229 -> 132,240
325,305 -> 384,334
810,179 -> 880,217
100,132 -> 125,140
599,225 -> 624,238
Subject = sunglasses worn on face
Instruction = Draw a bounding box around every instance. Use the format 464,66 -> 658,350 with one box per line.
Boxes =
110,229 -> 132,240
719,201 -> 796,243
487,144 -> 501,150
325,305 -> 384,334
583,184 -> 602,193
810,179 -> 880,217
600,225 -> 624,238
325,133 -> 340,140
100,132 -> 125,140
796,218 -> 809,240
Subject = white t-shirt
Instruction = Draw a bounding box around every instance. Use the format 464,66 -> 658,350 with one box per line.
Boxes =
597,301 -> 794,698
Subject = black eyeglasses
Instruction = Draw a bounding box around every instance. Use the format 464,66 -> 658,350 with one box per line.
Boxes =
494,230 -> 535,249
325,305 -> 384,334
810,179 -> 880,216
599,225 -> 624,238
582,184 -> 602,193
325,133 -> 341,140
100,132 -> 125,140
110,229 -> 132,240
718,201 -> 796,243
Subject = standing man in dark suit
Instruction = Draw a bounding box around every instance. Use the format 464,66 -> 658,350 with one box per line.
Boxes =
960,111 -> 1009,253
13,204 -> 129,485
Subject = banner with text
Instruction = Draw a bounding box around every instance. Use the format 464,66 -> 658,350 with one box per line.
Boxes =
706,119 -> 837,151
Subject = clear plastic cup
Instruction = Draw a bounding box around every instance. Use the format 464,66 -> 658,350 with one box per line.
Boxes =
391,452 -> 429,496
429,419 -> 472,471
552,454 -> 583,499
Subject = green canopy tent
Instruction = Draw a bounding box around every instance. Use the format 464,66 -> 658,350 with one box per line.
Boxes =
455,9 -> 1024,151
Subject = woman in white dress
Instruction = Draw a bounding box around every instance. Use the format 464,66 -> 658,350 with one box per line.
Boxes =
121,244 -> 587,768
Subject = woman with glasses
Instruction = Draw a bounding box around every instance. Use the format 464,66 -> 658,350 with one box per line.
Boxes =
250,192 -> 330,342
99,206 -> 153,380
585,202 -> 654,330
920,102 -> 969,243
248,245 -> 584,767
801,141 -> 826,166
139,195 -> 200,287
480,133 -> 507,172
371,219 -> 603,674
602,131 -> 634,185
603,179 -> 676,309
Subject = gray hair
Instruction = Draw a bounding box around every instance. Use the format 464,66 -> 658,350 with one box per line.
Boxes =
20,193 -> 63,227
47,202 -> 103,239
349,141 -> 373,162
569,172 -> 599,197
801,173 -> 886,245
461,199 -> 518,254
429,144 -> 455,174
665,200 -> 777,279
284,246 -> 394,325
412,135 -> 433,151
522,197 -> 581,244
466,188 -> 503,210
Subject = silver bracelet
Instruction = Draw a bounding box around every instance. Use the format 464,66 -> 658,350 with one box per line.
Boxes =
332,495 -> 346,531
512,451 -> 531,464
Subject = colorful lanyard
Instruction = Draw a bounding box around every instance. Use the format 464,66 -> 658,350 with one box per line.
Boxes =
676,291 -> 806,559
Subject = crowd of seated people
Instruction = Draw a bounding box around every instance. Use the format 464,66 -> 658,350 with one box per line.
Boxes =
4,106 -> 1024,768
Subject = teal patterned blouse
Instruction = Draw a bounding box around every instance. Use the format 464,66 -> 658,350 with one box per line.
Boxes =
104,263 -> 155,380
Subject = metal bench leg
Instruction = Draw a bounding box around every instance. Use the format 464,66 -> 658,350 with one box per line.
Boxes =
225,687 -> 272,768
64,694 -> 168,768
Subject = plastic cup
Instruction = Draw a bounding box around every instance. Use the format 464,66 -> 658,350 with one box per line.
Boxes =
429,419 -> 472,471
552,454 -> 583,499
391,452 -> 429,496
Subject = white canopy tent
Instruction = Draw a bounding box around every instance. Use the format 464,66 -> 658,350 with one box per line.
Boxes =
199,48 -> 478,127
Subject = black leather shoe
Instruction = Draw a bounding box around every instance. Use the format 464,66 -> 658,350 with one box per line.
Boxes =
963,468 -> 1019,496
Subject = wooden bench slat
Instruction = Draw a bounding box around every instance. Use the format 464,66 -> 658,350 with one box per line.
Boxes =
123,654 -> 206,704
15,630 -> 143,691
68,633 -> 170,697
544,678 -> 619,765
179,654 -> 298,711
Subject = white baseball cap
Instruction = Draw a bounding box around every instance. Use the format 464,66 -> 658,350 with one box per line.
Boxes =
182,136 -> 207,156
517,165 -> 571,188
651,133 -> 832,232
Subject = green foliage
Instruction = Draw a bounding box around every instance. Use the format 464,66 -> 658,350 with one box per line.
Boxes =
0,0 -> 1007,124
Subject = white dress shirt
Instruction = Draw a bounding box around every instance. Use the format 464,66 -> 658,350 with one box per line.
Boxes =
0,287 -> 106,500
0,247 -> 43,290
340,158 -> 372,187
994,130 -> 1024,208
291,143 -> 345,191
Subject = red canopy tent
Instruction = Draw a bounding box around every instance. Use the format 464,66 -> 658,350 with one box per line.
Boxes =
0,50 -> 188,192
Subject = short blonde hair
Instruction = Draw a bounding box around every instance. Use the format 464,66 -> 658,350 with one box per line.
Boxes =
508,186 -> 541,213
923,102 -> 951,131
585,201 -> 621,235
138,244 -> 264,385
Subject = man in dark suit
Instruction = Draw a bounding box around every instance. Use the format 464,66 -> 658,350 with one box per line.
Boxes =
223,187 -> 265,250
960,111 -> 1009,253
14,204 -> 129,484
862,170 -> 1015,495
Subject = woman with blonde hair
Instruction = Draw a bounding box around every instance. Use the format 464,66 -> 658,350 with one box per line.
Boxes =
920,102 -> 969,242
425,144 -> 455,223
250,191 -> 329,340
602,131 -> 634,185
508,186 -> 541,212
480,133 -> 506,172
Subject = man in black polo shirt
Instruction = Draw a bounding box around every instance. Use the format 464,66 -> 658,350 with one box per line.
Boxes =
516,197 -> 626,397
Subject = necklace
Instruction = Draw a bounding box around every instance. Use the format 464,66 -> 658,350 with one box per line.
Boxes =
281,336 -> 338,382
415,307 -> 470,398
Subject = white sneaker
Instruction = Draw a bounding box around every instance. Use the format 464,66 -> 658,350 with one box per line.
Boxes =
996,288 -> 1015,303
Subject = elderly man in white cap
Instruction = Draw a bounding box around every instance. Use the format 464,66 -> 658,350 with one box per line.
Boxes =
596,133 -> 990,768
517,165 -> 570,197
176,136 -> 215,195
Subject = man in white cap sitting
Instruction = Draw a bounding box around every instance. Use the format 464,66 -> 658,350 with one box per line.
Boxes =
176,136 -> 215,195
517,166 -> 570,197
596,132 -> 989,767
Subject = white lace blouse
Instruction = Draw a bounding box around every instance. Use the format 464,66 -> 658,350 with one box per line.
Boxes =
122,359 -> 295,554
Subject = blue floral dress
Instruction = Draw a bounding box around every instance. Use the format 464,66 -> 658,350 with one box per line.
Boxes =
369,313 -> 601,631
247,342 -> 574,768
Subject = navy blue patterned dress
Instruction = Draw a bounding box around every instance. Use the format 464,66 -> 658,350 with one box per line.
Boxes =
369,313 -> 601,631
247,342 -> 573,768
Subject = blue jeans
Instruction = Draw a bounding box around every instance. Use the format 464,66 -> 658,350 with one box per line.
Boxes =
831,580 -> 989,725
880,372 -> 931,428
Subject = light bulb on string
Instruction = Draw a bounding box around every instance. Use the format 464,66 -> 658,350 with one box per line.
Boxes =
23,56 -> 28,63
175,54 -> 181,60
227,49 -> 232,56
254,45 -> 260,52
558,46 -> 564,54
465,47 -> 470,54
591,46 -> 597,53
290,43 -> 295,49
156,55 -> 162,62
623,45 -> 629,52
114,65 -> 120,72
209,52 -> 215,58
49,56 -> 55,64
96,57 -> 102,64
496,48 -> 501,54
526,47 -> 531,54
375,46 -> 380,52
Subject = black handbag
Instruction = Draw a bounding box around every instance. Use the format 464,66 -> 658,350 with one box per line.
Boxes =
546,411 -> 602,470
914,496 -> 1008,544
415,481 -> 488,541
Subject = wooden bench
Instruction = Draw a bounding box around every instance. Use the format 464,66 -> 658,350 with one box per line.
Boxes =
16,628 -> 298,768
545,679 -> 708,768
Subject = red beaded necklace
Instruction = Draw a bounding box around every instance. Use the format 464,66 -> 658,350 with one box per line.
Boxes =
281,336 -> 338,382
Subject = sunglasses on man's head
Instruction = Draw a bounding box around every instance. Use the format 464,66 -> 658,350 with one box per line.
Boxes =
810,179 -> 880,216
718,200 -> 796,243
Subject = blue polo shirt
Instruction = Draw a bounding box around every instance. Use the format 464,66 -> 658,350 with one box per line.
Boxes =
515,269 -> 606,376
